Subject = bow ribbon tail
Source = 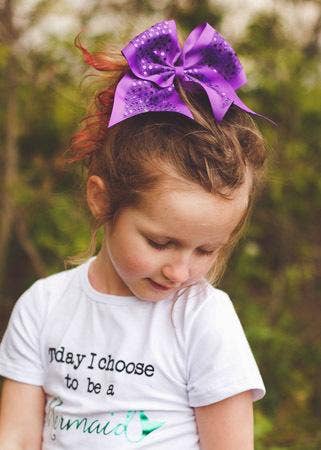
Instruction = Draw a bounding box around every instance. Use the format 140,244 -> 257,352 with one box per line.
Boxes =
194,77 -> 275,124
192,76 -> 254,122
231,92 -> 276,125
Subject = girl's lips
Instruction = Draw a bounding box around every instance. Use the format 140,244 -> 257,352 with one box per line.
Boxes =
148,279 -> 172,291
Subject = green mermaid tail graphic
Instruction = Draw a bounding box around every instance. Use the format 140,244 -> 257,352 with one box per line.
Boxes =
139,411 -> 164,437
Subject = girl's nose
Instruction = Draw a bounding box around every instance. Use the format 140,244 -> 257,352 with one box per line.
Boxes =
162,259 -> 190,285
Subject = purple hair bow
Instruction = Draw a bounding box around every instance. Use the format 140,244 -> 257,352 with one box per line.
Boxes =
108,20 -> 257,127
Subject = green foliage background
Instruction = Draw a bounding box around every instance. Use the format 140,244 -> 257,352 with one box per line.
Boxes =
0,1 -> 320,448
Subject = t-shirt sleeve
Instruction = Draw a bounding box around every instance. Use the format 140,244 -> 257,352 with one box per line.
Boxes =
185,288 -> 266,407
0,280 -> 45,386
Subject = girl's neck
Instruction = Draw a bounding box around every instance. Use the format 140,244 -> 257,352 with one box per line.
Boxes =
88,248 -> 132,297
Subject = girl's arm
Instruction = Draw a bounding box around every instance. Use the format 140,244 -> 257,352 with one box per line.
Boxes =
194,390 -> 254,450
0,378 -> 45,449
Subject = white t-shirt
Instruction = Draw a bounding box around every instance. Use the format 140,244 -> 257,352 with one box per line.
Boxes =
0,258 -> 265,449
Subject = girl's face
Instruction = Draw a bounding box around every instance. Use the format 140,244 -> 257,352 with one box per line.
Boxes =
88,172 -> 252,302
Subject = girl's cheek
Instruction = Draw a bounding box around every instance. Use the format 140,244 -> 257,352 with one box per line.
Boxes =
119,240 -> 163,275
193,257 -> 215,279
119,253 -> 155,276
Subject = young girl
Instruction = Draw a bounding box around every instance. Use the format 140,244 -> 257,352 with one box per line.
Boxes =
0,20 -> 267,449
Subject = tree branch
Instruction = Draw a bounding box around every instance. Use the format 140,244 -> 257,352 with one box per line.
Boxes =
15,211 -> 48,278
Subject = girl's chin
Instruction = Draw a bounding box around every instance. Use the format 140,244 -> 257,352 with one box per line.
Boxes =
126,279 -> 176,302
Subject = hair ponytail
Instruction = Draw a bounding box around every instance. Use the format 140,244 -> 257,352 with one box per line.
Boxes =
67,36 -> 127,164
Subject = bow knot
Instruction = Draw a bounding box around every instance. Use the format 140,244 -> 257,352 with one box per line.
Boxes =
108,20 -> 258,127
174,64 -> 185,80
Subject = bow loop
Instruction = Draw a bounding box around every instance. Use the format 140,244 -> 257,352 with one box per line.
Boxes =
122,20 -> 180,88
108,19 -> 259,127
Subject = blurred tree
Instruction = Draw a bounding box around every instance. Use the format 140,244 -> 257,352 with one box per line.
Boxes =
0,0 -> 35,284
222,4 -> 321,449
0,0 -> 59,287
0,0 -> 110,302
0,0 -> 90,345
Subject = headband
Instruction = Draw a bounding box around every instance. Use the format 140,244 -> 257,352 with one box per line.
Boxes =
108,20 -> 258,127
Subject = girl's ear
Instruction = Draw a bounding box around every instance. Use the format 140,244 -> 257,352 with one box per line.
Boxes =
87,175 -> 108,219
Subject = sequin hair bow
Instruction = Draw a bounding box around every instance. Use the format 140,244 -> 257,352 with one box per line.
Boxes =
108,20 -> 257,127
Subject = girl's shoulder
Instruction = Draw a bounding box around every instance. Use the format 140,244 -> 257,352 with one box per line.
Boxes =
34,262 -> 82,296
172,280 -> 239,336
173,281 -> 265,406
172,279 -> 251,347
13,261 -> 87,318
174,279 -> 233,317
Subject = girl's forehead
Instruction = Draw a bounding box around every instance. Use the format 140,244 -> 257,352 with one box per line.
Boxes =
134,172 -> 252,242
147,161 -> 253,200
140,185 -> 246,220
140,170 -> 252,215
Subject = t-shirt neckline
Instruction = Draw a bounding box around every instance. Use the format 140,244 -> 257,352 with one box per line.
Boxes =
79,257 -> 142,305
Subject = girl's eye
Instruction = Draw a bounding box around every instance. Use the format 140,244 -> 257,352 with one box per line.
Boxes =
147,239 -> 170,250
196,248 -> 215,256
146,237 -> 215,255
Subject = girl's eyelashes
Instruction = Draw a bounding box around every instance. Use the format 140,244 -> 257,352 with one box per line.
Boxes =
146,237 -> 216,256
147,238 -> 170,250
196,248 -> 215,256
